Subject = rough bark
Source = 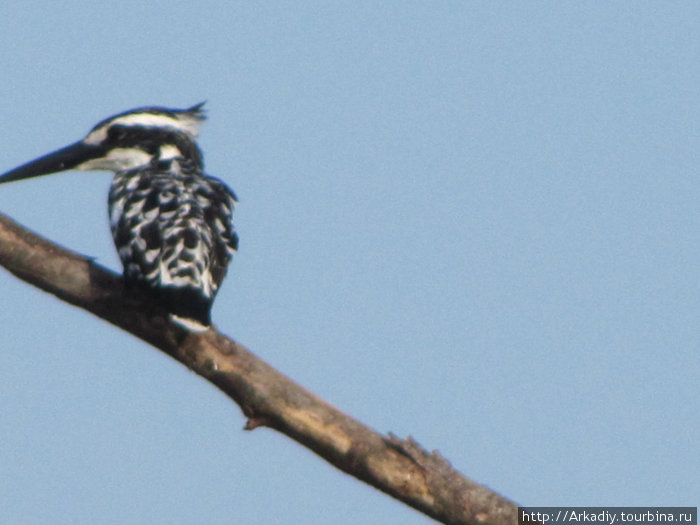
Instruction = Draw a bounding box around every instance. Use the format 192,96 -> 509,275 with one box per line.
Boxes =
0,211 -> 520,525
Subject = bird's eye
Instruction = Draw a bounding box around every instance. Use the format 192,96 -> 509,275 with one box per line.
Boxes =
108,125 -> 129,141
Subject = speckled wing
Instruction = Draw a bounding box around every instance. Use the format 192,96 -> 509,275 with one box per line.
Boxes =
108,160 -> 238,325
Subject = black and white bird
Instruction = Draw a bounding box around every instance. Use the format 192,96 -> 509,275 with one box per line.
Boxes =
0,103 -> 238,331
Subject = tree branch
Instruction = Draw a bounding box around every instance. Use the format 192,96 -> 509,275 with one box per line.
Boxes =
0,211 -> 520,525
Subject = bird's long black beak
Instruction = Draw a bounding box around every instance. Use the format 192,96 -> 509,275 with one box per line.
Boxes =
0,141 -> 102,184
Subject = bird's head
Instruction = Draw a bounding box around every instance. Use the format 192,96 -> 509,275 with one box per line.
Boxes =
0,103 -> 206,184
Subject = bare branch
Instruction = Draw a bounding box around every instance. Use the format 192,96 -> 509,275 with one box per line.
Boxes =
0,211 -> 520,525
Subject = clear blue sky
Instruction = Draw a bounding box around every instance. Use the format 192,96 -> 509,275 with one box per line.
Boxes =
0,2 -> 697,523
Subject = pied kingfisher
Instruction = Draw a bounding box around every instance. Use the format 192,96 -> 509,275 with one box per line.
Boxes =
0,103 -> 238,330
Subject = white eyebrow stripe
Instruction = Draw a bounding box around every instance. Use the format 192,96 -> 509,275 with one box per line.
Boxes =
84,113 -> 203,145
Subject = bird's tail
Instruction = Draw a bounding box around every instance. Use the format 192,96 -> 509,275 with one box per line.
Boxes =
158,286 -> 212,332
